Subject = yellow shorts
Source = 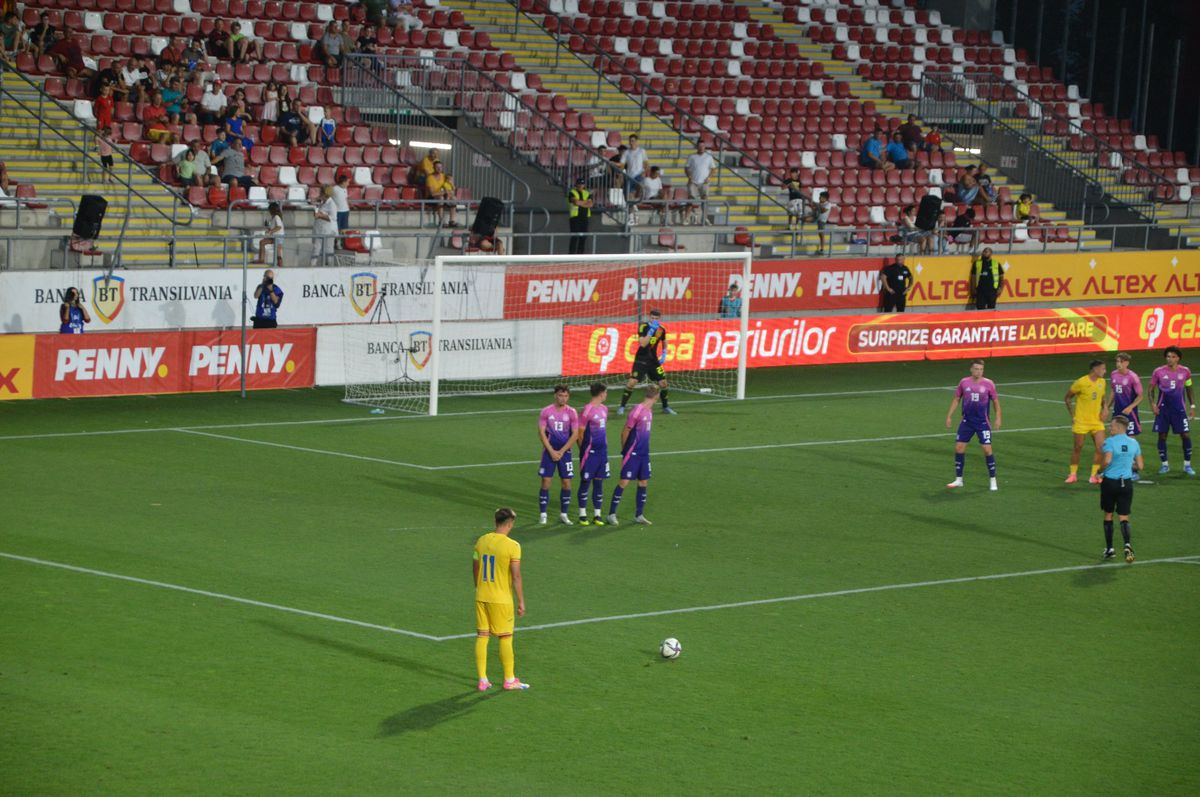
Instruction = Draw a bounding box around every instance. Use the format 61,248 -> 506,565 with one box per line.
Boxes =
475,601 -> 514,636
1072,423 -> 1105,436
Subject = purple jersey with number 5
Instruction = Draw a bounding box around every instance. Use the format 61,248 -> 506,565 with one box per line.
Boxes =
956,377 -> 997,426
1151,365 -> 1192,413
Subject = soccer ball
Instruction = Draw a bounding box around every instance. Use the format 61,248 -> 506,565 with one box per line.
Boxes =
659,637 -> 682,659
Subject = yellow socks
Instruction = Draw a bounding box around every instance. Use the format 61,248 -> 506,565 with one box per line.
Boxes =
499,635 -> 515,682
1090,464 -> 1101,477
475,635 -> 489,681
1069,464 -> 1079,475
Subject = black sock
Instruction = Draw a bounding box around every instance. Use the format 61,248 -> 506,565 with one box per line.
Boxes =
1121,520 -> 1131,546
1103,520 -> 1114,549
620,389 -> 633,408
660,388 -> 670,409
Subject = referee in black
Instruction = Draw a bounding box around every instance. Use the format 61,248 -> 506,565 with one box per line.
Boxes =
618,308 -> 677,415
879,254 -> 913,312
1099,414 -> 1144,563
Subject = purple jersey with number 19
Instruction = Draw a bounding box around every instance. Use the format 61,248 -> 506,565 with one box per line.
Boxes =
620,402 -> 653,480
955,376 -> 996,444
579,403 -> 610,481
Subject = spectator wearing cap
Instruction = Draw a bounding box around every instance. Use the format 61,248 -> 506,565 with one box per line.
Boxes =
568,176 -> 593,254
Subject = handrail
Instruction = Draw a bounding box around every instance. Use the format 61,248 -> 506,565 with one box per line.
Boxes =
340,54 -> 532,214
0,60 -> 196,263
497,0 -> 794,218
225,196 -> 500,231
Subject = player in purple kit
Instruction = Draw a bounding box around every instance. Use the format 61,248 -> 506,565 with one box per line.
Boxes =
608,384 -> 658,525
538,384 -> 581,524
944,359 -> 1002,491
577,382 -> 611,526
1104,352 -> 1144,437
1148,346 -> 1195,476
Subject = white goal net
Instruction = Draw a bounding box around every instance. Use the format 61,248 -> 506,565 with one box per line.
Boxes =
339,252 -> 752,415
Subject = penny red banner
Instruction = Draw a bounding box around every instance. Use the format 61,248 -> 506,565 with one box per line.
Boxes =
31,328 -> 316,398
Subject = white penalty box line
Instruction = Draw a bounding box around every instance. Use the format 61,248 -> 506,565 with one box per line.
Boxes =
3,550 -> 1198,644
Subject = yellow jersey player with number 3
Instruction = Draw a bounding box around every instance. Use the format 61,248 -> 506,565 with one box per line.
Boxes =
1064,359 -> 1107,484
473,507 -> 529,691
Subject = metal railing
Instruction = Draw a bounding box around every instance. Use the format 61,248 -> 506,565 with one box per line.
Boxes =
917,72 -> 1191,223
339,55 -> 531,222
0,60 -> 195,272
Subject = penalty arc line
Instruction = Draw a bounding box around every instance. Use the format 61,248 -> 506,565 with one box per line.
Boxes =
0,551 -> 442,641
430,555 -> 1200,640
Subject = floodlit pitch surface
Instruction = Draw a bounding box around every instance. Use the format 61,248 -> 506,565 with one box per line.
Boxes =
2,353 -> 1197,795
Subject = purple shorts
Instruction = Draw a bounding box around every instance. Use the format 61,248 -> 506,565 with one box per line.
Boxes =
580,448 -> 610,481
1153,409 -> 1191,435
1113,406 -> 1141,435
620,451 -> 652,481
538,450 -> 574,479
956,420 -> 992,445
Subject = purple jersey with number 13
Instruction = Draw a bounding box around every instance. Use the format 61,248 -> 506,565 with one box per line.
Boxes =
540,404 -> 579,449
956,377 -> 997,427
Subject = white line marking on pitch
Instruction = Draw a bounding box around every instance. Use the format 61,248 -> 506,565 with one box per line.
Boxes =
174,429 -> 437,470
6,551 -> 1195,644
997,392 -> 1063,404
431,555 -> 1200,640
0,551 -> 441,641
0,380 -> 1068,442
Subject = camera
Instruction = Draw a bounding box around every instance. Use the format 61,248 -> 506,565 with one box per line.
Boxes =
263,276 -> 273,286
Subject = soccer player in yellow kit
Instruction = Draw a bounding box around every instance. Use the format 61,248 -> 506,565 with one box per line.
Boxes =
473,507 -> 529,691
1064,359 -> 1108,484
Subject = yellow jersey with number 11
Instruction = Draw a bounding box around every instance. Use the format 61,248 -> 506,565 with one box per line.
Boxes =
474,533 -> 521,604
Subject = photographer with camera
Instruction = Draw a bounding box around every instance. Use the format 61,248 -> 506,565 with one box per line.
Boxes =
252,269 -> 283,329
59,286 -> 91,334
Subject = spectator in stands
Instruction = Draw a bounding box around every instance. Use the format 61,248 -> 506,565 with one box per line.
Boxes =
359,0 -> 389,25
317,110 -> 337,149
568,176 -> 593,254
142,92 -> 175,144
955,165 -> 989,205
895,204 -> 930,252
425,160 -> 459,227
279,100 -> 316,146
176,140 -> 214,187
59,287 -> 91,334
417,148 -> 439,182
256,202 -> 285,267
208,19 -> 231,61
318,22 -> 344,68
182,36 -> 206,71
1,11 -> 24,57
224,100 -> 253,151
887,131 -> 912,170
229,21 -> 263,64
332,172 -> 351,244
638,165 -> 665,224
685,141 -> 715,225
26,11 -> 54,58
261,81 -> 280,124
948,207 -> 977,251
162,77 -> 194,126
923,124 -> 943,153
89,62 -> 120,100
120,57 -> 149,105
93,82 -> 115,136
47,25 -> 92,80
0,161 -> 10,195
859,129 -> 892,171
158,36 -> 183,68
587,145 -> 616,196
212,137 -> 252,189
609,144 -> 627,191
976,164 -> 998,204
621,134 -> 647,201
198,79 -> 228,126
808,190 -> 834,254
1014,192 -> 1039,224
176,146 -> 197,186
468,230 -> 506,256
785,167 -> 806,230
311,186 -> 339,266
898,114 -> 923,156
94,132 -> 114,184
388,1 -> 424,33
932,208 -> 949,254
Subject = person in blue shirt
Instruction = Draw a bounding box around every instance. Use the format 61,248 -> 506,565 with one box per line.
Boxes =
859,129 -> 891,170
252,269 -> 283,329
59,286 -> 91,333
718,284 -> 742,318
886,131 -> 911,169
1099,414 -> 1143,562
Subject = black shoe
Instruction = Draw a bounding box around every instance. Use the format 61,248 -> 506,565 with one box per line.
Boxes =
1103,548 -> 1116,560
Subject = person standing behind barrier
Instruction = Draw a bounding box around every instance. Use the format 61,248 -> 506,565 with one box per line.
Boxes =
685,141 -> 715,225
252,269 -> 283,329
568,176 -> 593,255
310,186 -> 339,266
59,287 -> 90,334
332,172 -> 351,248
971,247 -> 1002,309
621,134 -> 647,201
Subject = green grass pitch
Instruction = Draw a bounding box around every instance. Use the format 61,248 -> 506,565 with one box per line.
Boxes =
1,353 -> 1198,795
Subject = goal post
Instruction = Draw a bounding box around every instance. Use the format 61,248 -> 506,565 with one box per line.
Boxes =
340,251 -> 752,416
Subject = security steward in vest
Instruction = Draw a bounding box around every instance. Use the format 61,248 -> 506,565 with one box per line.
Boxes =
568,176 -> 593,255
971,247 -> 1003,309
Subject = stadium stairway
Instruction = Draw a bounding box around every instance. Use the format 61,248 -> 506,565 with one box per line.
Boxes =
746,0 -> 1107,252
0,80 -> 234,268
450,0 -> 856,255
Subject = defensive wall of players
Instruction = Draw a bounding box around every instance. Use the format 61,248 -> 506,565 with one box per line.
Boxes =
1,250 -> 1197,399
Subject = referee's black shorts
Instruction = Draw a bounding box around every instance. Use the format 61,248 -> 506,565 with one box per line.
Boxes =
1099,476 -> 1134,515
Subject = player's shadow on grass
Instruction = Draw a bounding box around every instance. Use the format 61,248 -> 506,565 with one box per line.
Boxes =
889,509 -> 1084,558
378,691 -> 494,737
257,620 -> 463,686
1072,564 -> 1121,588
